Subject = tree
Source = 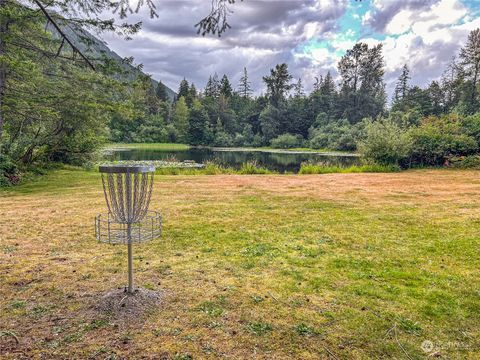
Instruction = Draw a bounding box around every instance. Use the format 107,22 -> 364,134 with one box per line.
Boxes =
310,71 -> 337,121
293,78 -> 305,97
187,99 -> 210,145
259,104 -> 282,142
173,96 -> 189,142
441,57 -> 463,112
156,81 -> 170,102
263,63 -> 293,106
190,83 -> 198,100
220,74 -> 233,97
0,0 -> 242,148
459,28 -> 480,111
394,64 -> 410,103
205,73 -> 220,98
313,76 -> 323,92
177,78 -> 190,99
238,67 -> 252,98
338,43 -> 386,123
427,81 -> 444,116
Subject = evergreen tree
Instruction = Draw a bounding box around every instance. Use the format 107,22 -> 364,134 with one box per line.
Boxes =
294,78 -> 305,97
173,96 -> 189,141
190,83 -> 197,100
263,63 -> 293,106
406,86 -> 432,116
156,81 -> 169,102
427,81 -> 444,115
205,73 -> 220,98
394,64 -> 410,103
441,57 -> 463,112
177,78 -> 190,100
309,71 -> 337,121
313,76 -> 323,93
338,43 -> 385,123
459,28 -> 480,112
220,74 -> 233,97
238,67 -> 253,98
259,104 -> 282,142
187,99 -> 210,145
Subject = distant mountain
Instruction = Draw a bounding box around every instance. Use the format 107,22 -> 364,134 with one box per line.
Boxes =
59,24 -> 176,101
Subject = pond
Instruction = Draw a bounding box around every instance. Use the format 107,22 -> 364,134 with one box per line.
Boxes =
105,147 -> 360,173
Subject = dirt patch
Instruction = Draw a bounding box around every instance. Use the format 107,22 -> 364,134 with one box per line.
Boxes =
94,288 -> 164,323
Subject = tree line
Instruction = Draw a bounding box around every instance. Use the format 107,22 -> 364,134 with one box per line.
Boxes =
111,28 -> 480,158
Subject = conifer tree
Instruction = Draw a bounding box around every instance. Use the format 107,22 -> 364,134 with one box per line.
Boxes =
205,73 -> 220,98
156,81 -> 170,102
177,78 -> 190,100
459,28 -> 480,112
337,43 -> 385,122
294,78 -> 305,97
220,74 -> 233,97
394,64 -> 410,103
238,67 -> 252,98
173,96 -> 189,141
263,63 -> 293,106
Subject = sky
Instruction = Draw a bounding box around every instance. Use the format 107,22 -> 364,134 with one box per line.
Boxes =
102,0 -> 480,99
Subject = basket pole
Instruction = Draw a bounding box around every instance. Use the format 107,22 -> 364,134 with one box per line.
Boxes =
127,223 -> 134,293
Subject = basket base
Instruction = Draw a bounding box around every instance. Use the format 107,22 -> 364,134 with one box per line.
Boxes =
95,210 -> 162,244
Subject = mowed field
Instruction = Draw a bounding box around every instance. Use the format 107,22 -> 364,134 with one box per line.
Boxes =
1,169 -> 480,359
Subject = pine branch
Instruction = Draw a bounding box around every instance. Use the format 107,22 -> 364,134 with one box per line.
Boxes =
32,0 -> 95,70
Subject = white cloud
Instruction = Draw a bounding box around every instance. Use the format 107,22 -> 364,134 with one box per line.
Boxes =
385,9 -> 415,34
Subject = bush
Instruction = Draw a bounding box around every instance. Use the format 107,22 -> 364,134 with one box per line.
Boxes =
448,155 -> 480,168
358,119 -> 412,166
0,154 -> 20,186
213,131 -> 234,147
270,133 -> 303,149
308,119 -> 365,152
408,115 -> 478,166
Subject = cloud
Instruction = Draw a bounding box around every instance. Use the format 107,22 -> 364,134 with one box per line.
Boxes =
100,0 -> 480,100
102,0 -> 348,94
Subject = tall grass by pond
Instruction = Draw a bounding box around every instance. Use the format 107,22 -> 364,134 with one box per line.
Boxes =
154,161 -> 398,175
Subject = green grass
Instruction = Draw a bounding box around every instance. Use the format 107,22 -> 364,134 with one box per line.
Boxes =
105,143 -> 190,151
1,168 -> 480,358
298,163 -> 400,174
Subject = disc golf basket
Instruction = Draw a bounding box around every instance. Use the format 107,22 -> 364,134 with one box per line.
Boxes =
95,165 -> 162,294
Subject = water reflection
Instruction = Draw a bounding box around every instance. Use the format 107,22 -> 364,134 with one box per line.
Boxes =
107,147 -> 360,173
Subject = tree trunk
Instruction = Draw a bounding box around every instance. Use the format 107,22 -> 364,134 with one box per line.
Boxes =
0,0 -> 7,144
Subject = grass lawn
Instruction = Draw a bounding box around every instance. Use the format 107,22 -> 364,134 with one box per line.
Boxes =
1,169 -> 479,358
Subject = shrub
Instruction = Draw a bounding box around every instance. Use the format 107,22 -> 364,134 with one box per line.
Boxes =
213,131 -> 234,147
308,119 -> 365,151
460,113 -> 480,145
0,154 -> 20,186
358,119 -> 411,166
408,115 -> 478,166
448,155 -> 480,168
270,133 -> 304,149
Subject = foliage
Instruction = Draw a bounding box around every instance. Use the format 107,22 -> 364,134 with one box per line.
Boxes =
270,133 -> 304,149
408,115 -> 478,166
358,119 -> 412,166
337,43 -> 386,123
298,162 -> 399,174
0,153 -> 19,186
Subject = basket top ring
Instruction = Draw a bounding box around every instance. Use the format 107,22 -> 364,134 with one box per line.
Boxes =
99,164 -> 156,174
